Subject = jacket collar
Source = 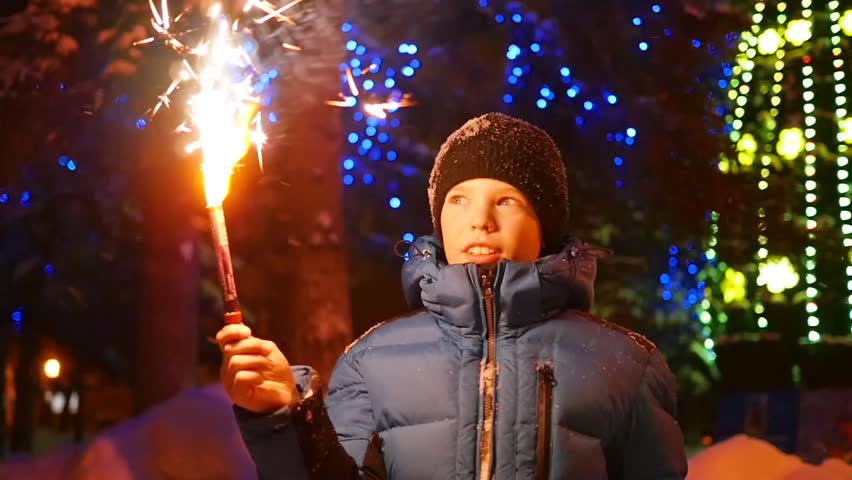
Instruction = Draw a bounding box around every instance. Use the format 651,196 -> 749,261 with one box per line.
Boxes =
401,235 -> 602,333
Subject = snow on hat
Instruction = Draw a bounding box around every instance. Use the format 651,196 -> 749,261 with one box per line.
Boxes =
428,112 -> 568,254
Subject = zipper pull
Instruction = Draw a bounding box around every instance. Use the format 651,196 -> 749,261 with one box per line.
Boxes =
479,265 -> 496,297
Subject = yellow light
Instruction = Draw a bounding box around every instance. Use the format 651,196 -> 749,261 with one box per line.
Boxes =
44,359 -> 61,379
737,133 -> 757,166
785,19 -> 813,45
841,10 -> 852,36
808,331 -> 821,342
192,18 -> 261,208
777,128 -> 805,161
721,268 -> 747,303
840,117 -> 852,144
757,28 -> 783,55
738,133 -> 758,153
757,256 -> 800,293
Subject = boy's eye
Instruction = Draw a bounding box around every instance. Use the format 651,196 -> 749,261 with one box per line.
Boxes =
497,197 -> 519,206
448,195 -> 468,205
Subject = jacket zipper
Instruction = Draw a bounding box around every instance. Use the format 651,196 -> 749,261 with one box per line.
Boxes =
479,267 -> 497,480
536,364 -> 555,480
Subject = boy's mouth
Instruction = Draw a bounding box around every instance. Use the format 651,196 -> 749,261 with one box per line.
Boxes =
463,244 -> 503,263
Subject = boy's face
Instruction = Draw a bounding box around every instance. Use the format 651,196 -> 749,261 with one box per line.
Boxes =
440,178 -> 542,265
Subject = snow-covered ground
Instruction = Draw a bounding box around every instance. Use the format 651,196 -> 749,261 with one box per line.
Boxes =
1,385 -> 850,479
0,385 -> 256,479
687,435 -> 852,480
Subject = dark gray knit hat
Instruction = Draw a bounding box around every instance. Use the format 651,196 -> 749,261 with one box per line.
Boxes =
428,112 -> 568,253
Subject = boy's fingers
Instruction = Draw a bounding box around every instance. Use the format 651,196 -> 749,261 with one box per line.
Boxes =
215,324 -> 252,349
222,337 -> 270,356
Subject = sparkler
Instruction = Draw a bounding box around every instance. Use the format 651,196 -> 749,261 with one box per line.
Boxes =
138,0 -> 304,324
139,0 -> 415,325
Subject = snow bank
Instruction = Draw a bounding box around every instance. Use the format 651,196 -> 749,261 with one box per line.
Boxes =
0,385 -> 258,480
688,434 -> 852,480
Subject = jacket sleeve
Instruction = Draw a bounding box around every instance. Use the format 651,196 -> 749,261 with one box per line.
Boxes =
234,362 -> 386,480
617,350 -> 689,480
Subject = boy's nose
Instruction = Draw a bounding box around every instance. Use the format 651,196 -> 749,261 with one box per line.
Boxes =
470,207 -> 496,232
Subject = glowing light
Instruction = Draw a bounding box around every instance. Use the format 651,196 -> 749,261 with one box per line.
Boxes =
757,29 -> 783,55
721,268 -> 747,303
840,117 -> 852,143
135,0 -> 316,207
737,133 -> 758,166
785,19 -> 813,46
841,10 -> 852,36
44,359 -> 61,379
757,256 -> 800,294
777,128 -> 805,161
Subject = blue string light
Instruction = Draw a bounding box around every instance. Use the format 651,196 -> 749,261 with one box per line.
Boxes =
11,308 -> 23,333
338,20 -> 422,229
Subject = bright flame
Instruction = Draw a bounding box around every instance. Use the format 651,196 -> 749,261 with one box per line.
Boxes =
137,0 -> 303,207
44,359 -> 61,379
757,256 -> 799,294
189,13 -> 260,207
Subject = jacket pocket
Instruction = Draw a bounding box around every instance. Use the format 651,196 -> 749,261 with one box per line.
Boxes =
536,363 -> 555,480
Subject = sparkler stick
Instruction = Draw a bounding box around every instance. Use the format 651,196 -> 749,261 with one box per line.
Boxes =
138,0 -> 295,324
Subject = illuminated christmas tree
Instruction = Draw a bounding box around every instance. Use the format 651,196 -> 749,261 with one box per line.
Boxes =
698,1 -> 852,359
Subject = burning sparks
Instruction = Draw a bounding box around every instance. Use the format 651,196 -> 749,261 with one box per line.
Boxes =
137,0 -> 303,207
326,67 -> 415,119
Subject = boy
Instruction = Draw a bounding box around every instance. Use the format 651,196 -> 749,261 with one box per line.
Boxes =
217,112 -> 688,479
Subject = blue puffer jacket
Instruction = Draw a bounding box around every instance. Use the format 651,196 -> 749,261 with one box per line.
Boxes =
236,236 -> 688,480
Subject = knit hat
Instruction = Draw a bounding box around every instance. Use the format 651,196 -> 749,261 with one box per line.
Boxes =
428,112 -> 568,254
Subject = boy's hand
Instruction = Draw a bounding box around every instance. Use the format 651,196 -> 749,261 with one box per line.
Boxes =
216,324 -> 299,414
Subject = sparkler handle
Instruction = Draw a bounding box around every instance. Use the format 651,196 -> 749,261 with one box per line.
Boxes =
209,205 -> 242,324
